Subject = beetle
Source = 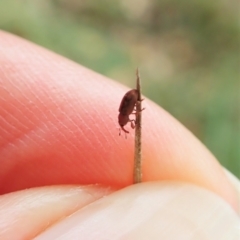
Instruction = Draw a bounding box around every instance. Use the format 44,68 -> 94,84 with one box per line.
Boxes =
118,89 -> 144,137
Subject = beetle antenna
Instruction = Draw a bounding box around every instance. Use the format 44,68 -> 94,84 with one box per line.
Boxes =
119,127 -> 129,138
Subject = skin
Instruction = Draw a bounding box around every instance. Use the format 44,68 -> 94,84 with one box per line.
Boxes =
0,31 -> 239,239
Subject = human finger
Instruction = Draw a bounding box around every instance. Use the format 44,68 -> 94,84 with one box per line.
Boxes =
34,182 -> 240,240
0,31 -> 237,211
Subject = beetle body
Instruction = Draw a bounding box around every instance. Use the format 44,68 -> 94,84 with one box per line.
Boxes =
118,89 -> 138,135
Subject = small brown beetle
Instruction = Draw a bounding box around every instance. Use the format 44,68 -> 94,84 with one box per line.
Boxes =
118,89 -> 144,137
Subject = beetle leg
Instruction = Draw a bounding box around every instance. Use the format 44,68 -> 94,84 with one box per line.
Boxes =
130,119 -> 136,129
131,107 -> 145,115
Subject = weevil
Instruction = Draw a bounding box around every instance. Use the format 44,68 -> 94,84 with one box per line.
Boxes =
118,89 -> 144,137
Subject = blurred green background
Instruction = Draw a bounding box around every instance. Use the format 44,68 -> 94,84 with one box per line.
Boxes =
0,0 -> 239,177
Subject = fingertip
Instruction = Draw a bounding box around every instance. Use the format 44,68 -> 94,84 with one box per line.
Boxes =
35,182 -> 240,239
0,30 -> 238,212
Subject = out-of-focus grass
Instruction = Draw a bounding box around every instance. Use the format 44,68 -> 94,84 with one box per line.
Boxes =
0,0 -> 239,177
